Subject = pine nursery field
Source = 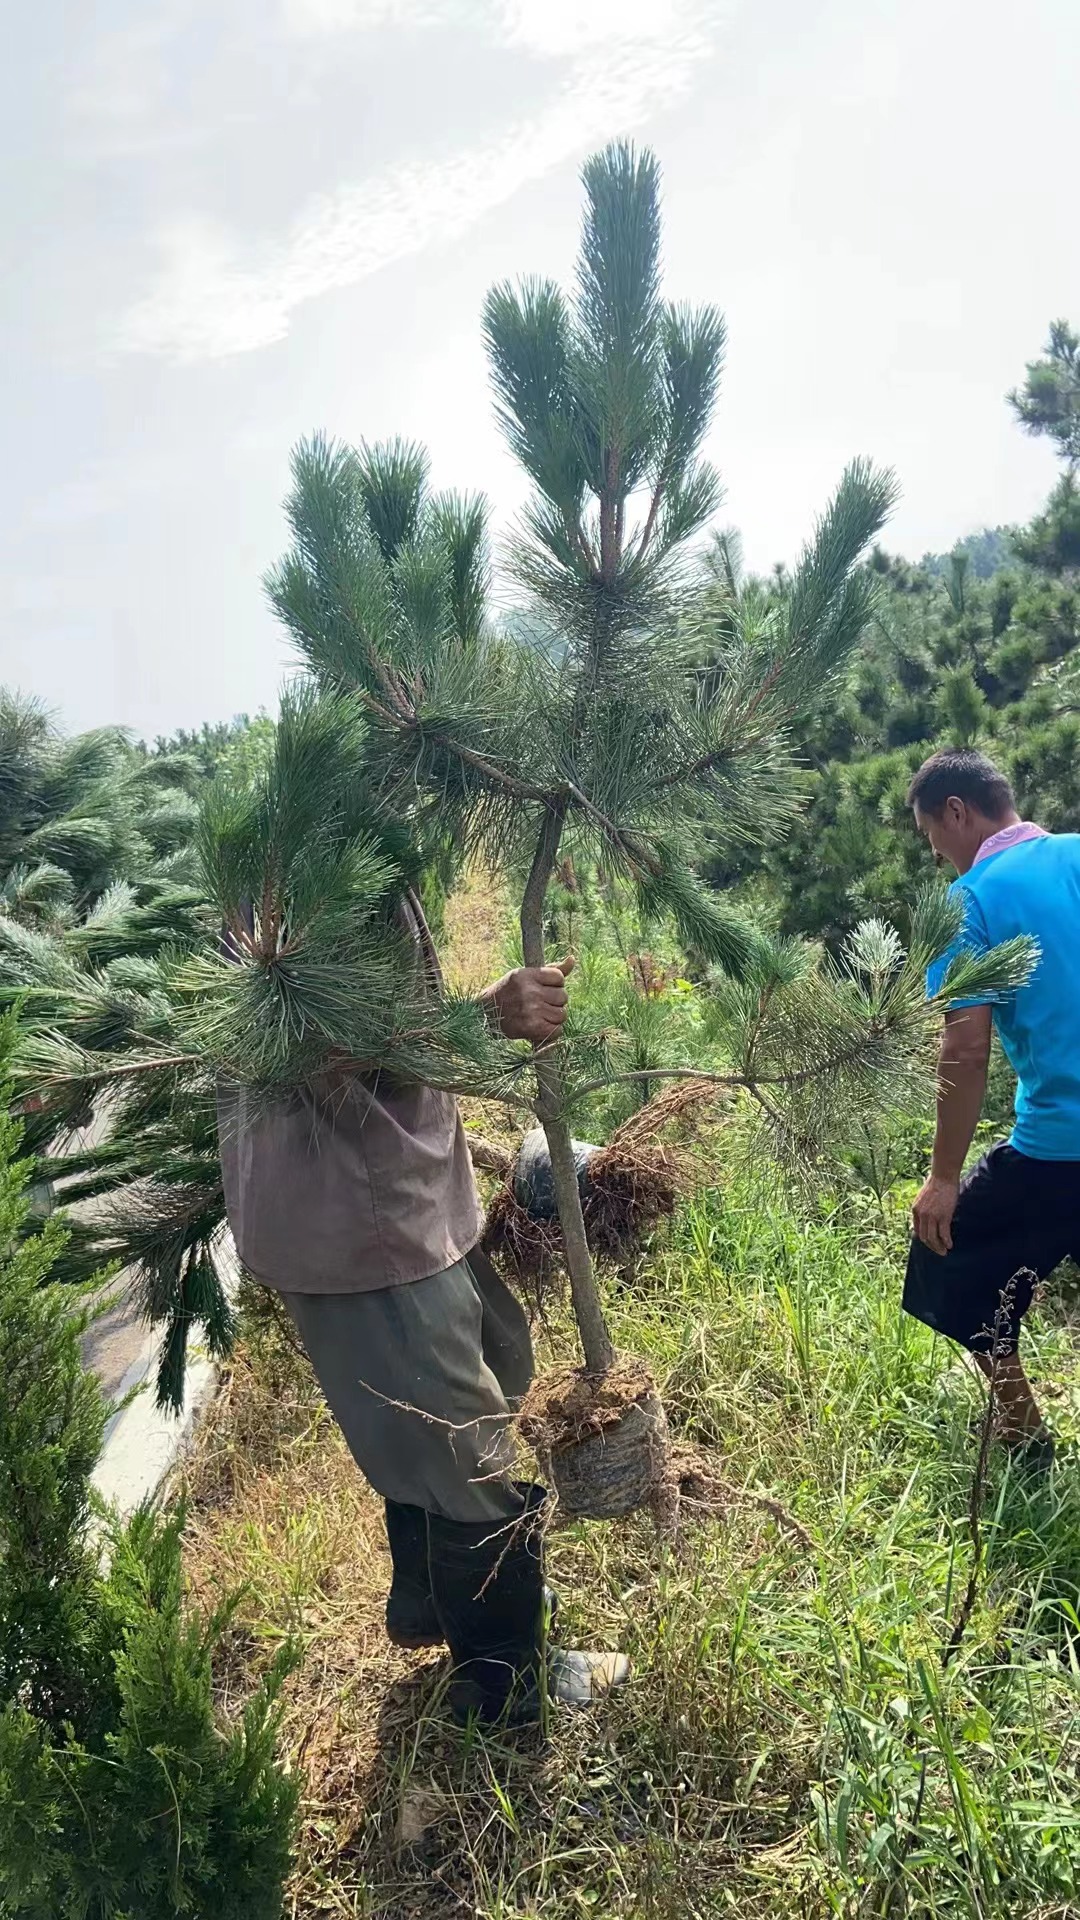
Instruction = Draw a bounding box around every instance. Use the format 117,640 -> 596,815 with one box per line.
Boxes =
181,1090 -> 1080,1917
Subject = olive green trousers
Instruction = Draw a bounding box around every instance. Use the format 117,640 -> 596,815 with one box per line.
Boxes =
280,1248 -> 533,1524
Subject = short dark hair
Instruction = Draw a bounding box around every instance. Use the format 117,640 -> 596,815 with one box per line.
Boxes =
906,749 -> 1015,819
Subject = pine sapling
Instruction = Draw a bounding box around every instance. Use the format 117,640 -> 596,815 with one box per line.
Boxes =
0,145 -> 1037,1502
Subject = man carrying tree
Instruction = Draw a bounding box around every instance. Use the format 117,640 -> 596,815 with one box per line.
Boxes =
4,141 -> 910,1727
218,904 -> 628,1726
906,748 -> 1080,1470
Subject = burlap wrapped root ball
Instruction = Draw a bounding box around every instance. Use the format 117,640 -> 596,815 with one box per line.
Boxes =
518,1359 -> 671,1521
481,1125 -> 681,1295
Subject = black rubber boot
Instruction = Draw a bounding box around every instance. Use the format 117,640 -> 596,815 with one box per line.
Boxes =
386,1499 -> 560,1652
427,1484 -> 547,1724
426,1489 -> 624,1725
384,1500 -> 442,1649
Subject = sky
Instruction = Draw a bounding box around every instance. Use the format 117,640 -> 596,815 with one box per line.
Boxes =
2,0 -> 1078,740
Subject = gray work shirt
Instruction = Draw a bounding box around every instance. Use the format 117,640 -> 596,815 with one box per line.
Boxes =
216,893 -> 483,1294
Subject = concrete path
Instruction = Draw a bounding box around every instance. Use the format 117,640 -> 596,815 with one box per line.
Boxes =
38,1106 -> 230,1518
82,1286 -> 149,1405
92,1313 -> 219,1517
89,1236 -> 239,1518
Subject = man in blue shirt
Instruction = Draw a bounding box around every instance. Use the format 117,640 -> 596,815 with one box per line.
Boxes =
905,748 -> 1080,1472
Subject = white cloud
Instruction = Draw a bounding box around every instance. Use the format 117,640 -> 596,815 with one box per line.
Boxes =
498,0 -> 683,57
119,216 -> 292,363
120,0 -> 724,363
278,0 -> 444,35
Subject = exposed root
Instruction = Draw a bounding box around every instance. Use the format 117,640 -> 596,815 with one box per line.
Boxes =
581,1145 -> 678,1256
481,1075 -> 729,1295
482,1145 -> 677,1291
481,1188 -> 565,1310
666,1443 -> 815,1554
608,1075 -> 727,1154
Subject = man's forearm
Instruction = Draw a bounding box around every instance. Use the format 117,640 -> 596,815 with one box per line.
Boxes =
914,1008 -> 992,1253
931,1051 -> 988,1181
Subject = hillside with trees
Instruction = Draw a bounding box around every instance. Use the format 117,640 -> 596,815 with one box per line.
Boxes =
708,321 -> 1080,949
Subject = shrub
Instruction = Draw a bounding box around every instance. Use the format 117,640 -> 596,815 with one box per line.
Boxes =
0,1013 -> 297,1919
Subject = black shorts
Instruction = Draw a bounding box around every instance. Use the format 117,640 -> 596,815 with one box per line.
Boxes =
903,1143 -> 1079,1355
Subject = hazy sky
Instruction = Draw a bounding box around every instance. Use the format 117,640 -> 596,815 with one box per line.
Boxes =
3,0 -> 1078,738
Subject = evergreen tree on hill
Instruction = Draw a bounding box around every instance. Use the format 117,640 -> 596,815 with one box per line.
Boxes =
920,526 -> 1014,581
0,691 -> 202,925
1009,319 -> 1080,470
724,321 -> 1080,947
142,711 -> 276,786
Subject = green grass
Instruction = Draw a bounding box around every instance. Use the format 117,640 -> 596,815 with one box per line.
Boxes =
184,1176 -> 1080,1918
637,1183 -> 1080,1917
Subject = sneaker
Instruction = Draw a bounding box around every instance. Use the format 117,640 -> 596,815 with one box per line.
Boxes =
547,1648 -> 631,1707
446,1646 -> 630,1729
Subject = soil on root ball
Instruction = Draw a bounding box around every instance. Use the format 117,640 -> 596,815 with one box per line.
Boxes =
518,1359 -> 672,1523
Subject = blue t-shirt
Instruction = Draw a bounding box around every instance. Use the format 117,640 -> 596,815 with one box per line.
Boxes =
927,833 -> 1080,1161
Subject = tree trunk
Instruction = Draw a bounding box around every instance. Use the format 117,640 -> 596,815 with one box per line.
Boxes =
520,806 -> 616,1375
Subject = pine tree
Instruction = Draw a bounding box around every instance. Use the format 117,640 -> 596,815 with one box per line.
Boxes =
265,144 -> 1028,1391
1011,474 -> 1080,578
743,450 -> 1080,953
2,147 -> 1034,1454
0,691 -> 202,923
1009,319 -> 1080,471
0,1013 -> 297,1918
142,711 -> 277,785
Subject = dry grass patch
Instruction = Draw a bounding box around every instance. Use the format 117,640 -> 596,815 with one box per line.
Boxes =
440,865 -> 511,994
180,1289 -> 812,1919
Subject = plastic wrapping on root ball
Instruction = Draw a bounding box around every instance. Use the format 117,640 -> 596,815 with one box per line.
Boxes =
548,1394 -> 670,1519
512,1127 -> 600,1222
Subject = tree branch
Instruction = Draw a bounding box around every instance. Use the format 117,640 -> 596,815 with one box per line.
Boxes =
565,1028 -> 892,1104
642,661 -> 790,799
353,687 -> 556,805
562,783 -> 658,880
